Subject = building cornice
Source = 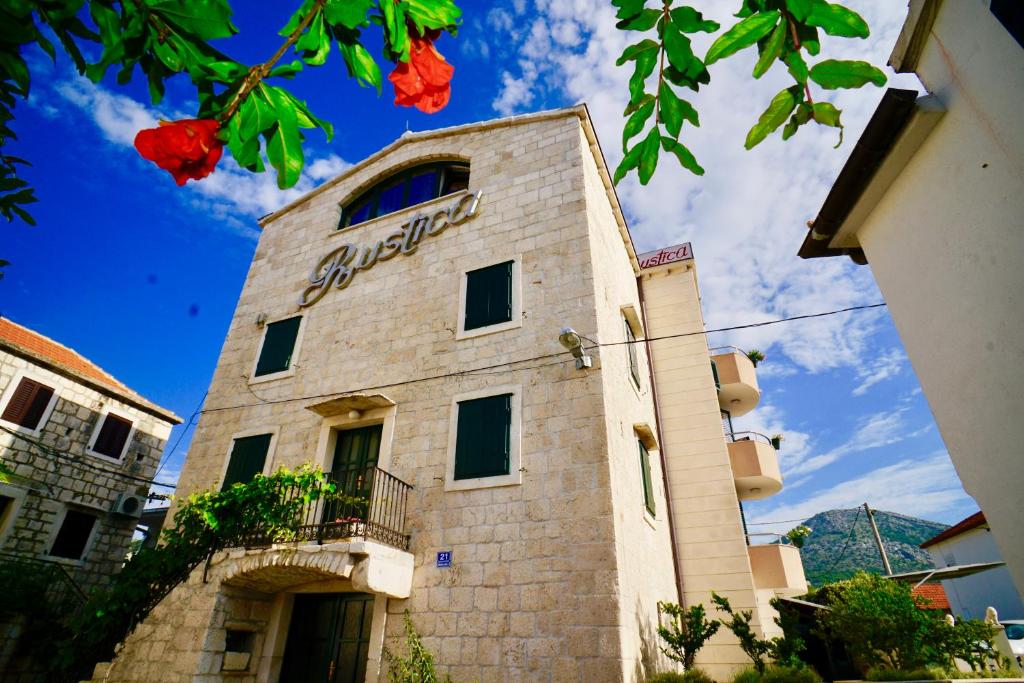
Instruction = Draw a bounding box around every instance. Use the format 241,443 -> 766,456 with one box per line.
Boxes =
889,0 -> 943,74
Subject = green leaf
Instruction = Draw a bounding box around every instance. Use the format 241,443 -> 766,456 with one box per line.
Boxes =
325,0 -> 374,29
295,10 -> 330,66
669,7 -> 719,33
263,86 -> 305,189
339,40 -> 382,93
812,101 -> 844,147
658,81 -> 698,138
785,50 -> 808,83
782,102 -> 812,140
628,46 -> 658,105
637,126 -> 660,185
404,0 -> 460,33
147,0 -> 238,40
622,99 -> 654,151
663,22 -> 694,74
0,50 -> 29,94
661,136 -> 704,176
280,0 -> 316,36
624,93 -> 654,116
705,10 -> 780,65
752,20 -> 786,78
207,60 -> 249,82
151,39 -> 183,72
616,39 -> 658,67
784,0 -> 813,22
745,85 -> 800,149
379,0 -> 409,62
283,90 -> 334,141
239,91 -> 277,140
226,113 -> 264,171
796,23 -> 820,55
808,59 -> 886,89
617,8 -> 659,31
613,0 -> 647,22
614,141 -> 643,185
805,1 -> 869,39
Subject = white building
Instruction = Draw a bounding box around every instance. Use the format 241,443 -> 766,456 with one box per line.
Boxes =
797,0 -> 1024,593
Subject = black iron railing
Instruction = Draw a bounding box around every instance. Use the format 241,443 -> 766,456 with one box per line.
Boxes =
225,466 -> 413,551
0,551 -> 87,611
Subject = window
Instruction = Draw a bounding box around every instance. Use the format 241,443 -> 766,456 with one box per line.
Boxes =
90,412 -> 133,459
625,316 -> 641,387
222,434 -> 273,490
454,393 -> 512,480
340,162 -> 470,229
50,509 -> 97,560
638,440 -> 655,516
1,377 -> 55,431
254,316 -> 302,378
464,261 -> 513,331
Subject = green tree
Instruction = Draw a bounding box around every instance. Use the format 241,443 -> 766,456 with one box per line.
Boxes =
656,600 -> 721,669
383,611 -> 452,683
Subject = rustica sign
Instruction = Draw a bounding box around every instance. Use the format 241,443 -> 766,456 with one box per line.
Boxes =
299,190 -> 483,307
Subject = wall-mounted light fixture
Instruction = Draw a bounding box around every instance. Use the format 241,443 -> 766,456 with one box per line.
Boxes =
558,327 -> 592,370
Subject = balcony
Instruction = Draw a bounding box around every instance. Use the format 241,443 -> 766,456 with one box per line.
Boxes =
222,466 -> 413,552
727,432 -> 783,500
710,347 -> 760,417
747,540 -> 808,598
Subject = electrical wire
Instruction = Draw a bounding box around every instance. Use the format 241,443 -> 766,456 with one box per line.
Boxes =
0,424 -> 178,489
201,301 -> 887,414
745,516 -> 818,526
152,390 -> 207,481
820,506 -> 862,577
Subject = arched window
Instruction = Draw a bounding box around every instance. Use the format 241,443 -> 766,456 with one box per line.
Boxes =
339,161 -> 470,229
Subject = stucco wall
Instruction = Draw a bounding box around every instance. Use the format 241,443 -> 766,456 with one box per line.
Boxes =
928,527 -> 1024,621
856,0 -> 1024,592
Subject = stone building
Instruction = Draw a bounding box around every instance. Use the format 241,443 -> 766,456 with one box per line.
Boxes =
0,317 -> 180,674
86,106 -> 805,683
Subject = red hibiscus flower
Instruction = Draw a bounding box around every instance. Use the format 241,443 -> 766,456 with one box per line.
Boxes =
134,119 -> 224,186
388,30 -> 454,114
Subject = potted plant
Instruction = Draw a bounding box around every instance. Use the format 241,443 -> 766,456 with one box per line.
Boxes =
746,349 -> 765,367
770,434 -> 784,450
785,525 -> 812,549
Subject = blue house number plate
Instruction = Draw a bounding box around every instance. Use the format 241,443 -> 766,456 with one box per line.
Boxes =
436,551 -> 452,568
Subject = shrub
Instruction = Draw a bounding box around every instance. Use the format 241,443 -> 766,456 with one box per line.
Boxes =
732,668 -> 762,683
761,665 -> 822,683
657,601 -> 720,669
383,611 -> 452,683
649,670 -> 716,683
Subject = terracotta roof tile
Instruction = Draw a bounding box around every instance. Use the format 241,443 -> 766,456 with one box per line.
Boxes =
912,583 -> 951,610
0,317 -> 180,423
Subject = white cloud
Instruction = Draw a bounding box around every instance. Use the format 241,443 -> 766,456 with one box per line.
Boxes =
786,407 -> 915,478
494,1 -> 921,374
51,75 -> 351,229
852,347 -> 907,396
747,451 -> 976,527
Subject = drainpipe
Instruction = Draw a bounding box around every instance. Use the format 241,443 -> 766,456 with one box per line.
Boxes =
637,274 -> 686,608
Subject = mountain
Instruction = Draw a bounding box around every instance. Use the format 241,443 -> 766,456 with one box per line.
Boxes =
797,508 -> 949,586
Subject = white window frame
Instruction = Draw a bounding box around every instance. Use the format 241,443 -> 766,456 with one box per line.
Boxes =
218,427 -> 280,490
455,256 -> 523,340
249,314 -> 307,385
45,503 -> 102,565
85,406 -> 137,463
0,368 -> 61,437
444,384 -> 522,492
314,406 -> 397,475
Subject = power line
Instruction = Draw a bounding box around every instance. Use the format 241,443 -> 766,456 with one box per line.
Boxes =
821,506 -> 862,578
202,302 -> 887,415
0,424 -> 178,489
746,516 -> 817,526
153,391 -> 207,481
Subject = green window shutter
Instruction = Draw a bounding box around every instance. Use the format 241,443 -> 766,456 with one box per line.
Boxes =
625,318 -> 640,387
710,359 -> 720,390
255,317 -> 302,377
454,393 -> 512,480
639,440 -> 655,516
222,434 -> 272,490
464,261 -> 513,331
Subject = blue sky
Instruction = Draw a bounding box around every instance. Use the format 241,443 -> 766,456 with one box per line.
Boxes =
2,1 -> 978,532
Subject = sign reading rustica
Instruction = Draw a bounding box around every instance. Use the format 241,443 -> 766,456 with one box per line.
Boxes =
299,190 -> 483,307
637,242 -> 693,270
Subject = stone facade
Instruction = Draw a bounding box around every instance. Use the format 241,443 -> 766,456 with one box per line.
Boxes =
0,321 -> 179,678
85,107 -> 802,682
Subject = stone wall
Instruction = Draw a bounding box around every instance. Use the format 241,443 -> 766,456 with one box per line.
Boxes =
0,350 -> 173,592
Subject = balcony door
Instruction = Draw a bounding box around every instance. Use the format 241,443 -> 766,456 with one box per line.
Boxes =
322,425 -> 382,530
280,592 -> 374,683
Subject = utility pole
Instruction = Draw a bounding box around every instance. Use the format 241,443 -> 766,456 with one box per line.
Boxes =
864,502 -> 893,575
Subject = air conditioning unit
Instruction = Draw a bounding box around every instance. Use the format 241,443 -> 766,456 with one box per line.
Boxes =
111,493 -> 145,518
